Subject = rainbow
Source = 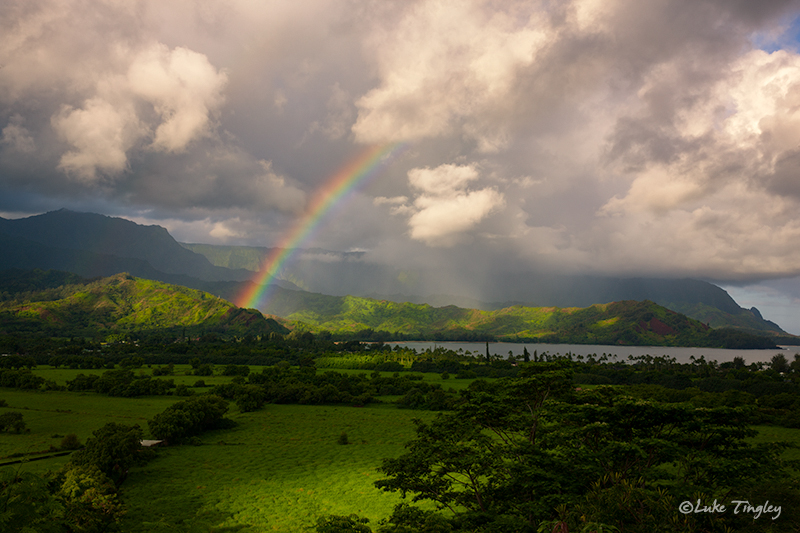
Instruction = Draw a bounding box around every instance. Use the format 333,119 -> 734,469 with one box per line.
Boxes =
236,143 -> 407,309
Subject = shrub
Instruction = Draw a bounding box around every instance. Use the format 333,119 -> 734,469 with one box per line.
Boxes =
194,364 -> 213,376
315,514 -> 371,533
0,412 -> 26,433
174,384 -> 194,396
60,433 -> 82,450
70,423 -> 147,486
234,385 -> 266,412
148,395 -> 230,443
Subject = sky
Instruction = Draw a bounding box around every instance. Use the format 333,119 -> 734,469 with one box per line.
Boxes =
4,0 -> 800,331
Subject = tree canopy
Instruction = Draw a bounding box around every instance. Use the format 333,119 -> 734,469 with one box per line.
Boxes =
373,362 -> 800,532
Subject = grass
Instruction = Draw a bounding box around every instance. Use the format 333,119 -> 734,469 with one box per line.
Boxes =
0,389 -> 180,472
119,403 -> 433,532
751,425 -> 800,461
6,367 -> 800,532
34,364 -> 236,388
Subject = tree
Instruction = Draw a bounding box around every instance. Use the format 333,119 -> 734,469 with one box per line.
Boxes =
0,412 -> 26,433
0,468 -> 64,533
70,423 -> 147,486
792,353 -> 800,374
234,385 -> 265,412
375,362 -> 798,532
148,394 -> 229,442
772,353 -> 789,373
56,464 -> 124,532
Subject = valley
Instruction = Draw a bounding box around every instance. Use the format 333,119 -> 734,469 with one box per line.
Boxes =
1,211 -> 800,532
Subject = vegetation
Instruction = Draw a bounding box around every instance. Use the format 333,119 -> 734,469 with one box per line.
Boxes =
372,364 -> 798,532
0,269 -> 783,348
147,395 -> 231,443
1,351 -> 800,531
278,296 -> 778,348
2,266 -> 800,532
0,272 -> 287,339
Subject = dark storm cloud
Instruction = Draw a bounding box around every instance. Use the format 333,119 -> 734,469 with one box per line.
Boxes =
4,0 -> 800,295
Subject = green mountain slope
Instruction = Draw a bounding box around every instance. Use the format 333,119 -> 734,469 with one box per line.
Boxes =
0,272 -> 287,339
274,292 -> 776,348
183,242 -> 787,336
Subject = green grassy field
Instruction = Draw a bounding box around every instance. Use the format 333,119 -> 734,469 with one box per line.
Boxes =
119,404 -> 432,532
0,389 -> 179,473
0,369 -> 445,532
4,367 -> 800,532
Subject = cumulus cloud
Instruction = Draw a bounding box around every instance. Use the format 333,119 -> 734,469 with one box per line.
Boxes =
391,164 -> 506,245
52,98 -> 141,181
352,0 -> 549,150
50,43 -> 227,182
603,49 -> 800,214
587,46 -> 800,278
127,43 -> 227,152
8,0 -> 800,309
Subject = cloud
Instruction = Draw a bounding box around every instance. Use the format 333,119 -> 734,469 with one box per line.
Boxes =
50,43 -> 227,182
52,98 -> 141,181
586,46 -> 800,278
409,188 -> 506,244
127,43 -> 227,152
352,0 -> 549,150
391,164 -> 506,245
1,115 -> 35,153
408,163 -> 480,195
307,83 -> 355,140
7,0 -> 800,303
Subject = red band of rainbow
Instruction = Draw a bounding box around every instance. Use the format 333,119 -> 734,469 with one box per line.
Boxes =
236,143 -> 407,309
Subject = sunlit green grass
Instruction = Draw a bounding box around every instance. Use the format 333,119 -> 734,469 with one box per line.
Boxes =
4,380 -> 800,532
0,389 -> 181,472
119,404 -> 433,532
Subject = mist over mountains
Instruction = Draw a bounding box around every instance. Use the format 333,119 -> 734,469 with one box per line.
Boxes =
0,209 -> 787,337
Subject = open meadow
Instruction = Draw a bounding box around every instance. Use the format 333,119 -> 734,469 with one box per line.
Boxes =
0,366 -> 447,531
119,403 -> 432,532
3,363 -> 800,532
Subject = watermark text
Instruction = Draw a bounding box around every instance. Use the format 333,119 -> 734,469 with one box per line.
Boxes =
678,499 -> 781,520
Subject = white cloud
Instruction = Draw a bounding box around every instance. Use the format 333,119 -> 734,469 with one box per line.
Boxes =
409,188 -> 505,244
251,160 -> 306,213
352,0 -> 549,149
373,195 -> 408,206
398,163 -> 505,245
408,164 -> 480,195
48,41 -> 227,182
127,43 -> 227,152
209,220 -> 243,240
52,97 -> 141,181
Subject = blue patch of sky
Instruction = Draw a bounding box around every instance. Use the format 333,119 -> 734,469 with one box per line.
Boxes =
720,284 -> 800,336
751,13 -> 800,53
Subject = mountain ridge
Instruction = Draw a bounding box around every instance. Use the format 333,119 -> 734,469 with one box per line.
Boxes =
0,271 -> 287,339
0,209 -> 789,337
0,269 -> 777,349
